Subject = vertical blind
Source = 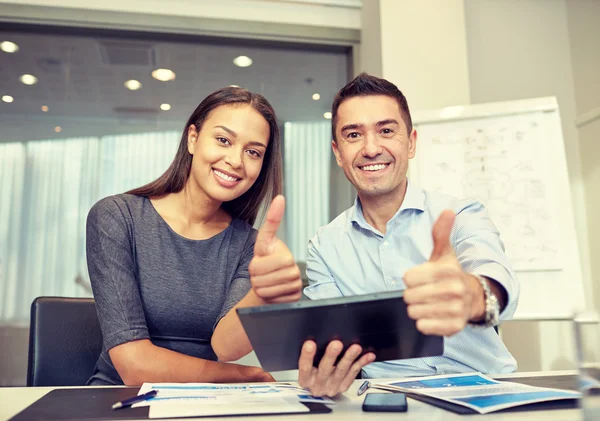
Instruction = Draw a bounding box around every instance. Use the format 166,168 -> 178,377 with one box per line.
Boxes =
0,123 -> 331,323
0,132 -> 179,322
283,121 -> 332,262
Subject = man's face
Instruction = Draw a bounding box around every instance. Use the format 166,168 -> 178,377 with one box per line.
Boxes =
332,95 -> 417,199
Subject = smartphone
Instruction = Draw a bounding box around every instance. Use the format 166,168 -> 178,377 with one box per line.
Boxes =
362,393 -> 408,412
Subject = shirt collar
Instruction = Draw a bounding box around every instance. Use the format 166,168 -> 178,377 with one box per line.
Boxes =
350,180 -> 425,231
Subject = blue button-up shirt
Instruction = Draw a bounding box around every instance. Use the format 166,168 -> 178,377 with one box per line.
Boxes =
304,181 -> 519,378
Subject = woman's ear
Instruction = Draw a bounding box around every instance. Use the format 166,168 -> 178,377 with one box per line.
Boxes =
187,125 -> 198,155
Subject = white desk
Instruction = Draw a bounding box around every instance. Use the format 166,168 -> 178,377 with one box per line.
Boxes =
0,373 -> 582,421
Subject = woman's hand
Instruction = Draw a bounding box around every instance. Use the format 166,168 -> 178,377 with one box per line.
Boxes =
248,195 -> 303,304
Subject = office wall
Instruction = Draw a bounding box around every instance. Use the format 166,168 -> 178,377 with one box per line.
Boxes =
0,0 -> 361,29
566,0 -> 600,314
464,0 -> 592,371
378,0 -> 471,110
0,325 -> 28,386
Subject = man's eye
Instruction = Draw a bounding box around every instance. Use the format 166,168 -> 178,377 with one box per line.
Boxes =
381,128 -> 393,134
347,132 -> 360,139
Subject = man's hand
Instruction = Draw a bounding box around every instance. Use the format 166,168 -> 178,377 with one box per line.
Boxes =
248,195 -> 303,304
403,210 -> 485,336
297,340 -> 375,397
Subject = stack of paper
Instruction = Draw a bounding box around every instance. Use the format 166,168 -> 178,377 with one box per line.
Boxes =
132,382 -> 334,419
371,373 -> 580,414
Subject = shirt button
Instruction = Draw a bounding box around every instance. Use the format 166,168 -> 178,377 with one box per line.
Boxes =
383,241 -> 389,247
391,279 -> 397,286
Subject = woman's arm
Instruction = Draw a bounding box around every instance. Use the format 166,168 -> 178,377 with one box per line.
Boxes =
87,197 -> 272,384
109,339 -> 272,385
211,289 -> 263,362
211,196 -> 302,361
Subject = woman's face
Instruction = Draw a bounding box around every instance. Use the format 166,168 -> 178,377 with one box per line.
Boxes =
187,104 -> 270,204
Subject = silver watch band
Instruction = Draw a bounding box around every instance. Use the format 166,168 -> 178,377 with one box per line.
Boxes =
471,274 -> 500,328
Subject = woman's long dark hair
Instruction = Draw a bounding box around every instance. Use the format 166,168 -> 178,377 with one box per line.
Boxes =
127,87 -> 282,225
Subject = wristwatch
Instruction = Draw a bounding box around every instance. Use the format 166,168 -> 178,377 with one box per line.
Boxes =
471,274 -> 500,328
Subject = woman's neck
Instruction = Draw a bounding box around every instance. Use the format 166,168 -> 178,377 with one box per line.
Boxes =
150,182 -> 231,240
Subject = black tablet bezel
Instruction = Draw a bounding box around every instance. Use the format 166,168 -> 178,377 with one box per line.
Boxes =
237,291 -> 443,372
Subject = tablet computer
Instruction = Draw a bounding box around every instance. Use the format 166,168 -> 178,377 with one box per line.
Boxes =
236,291 -> 443,372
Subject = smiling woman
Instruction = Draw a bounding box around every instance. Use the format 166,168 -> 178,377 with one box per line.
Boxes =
85,86 -> 303,386
127,87 -> 281,225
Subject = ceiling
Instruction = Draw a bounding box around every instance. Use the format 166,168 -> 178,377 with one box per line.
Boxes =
0,29 -> 348,143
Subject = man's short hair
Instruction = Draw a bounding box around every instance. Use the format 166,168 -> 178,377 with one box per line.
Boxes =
331,73 -> 412,142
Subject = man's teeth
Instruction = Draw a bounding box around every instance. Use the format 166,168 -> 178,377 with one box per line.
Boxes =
214,170 -> 238,182
361,164 -> 387,171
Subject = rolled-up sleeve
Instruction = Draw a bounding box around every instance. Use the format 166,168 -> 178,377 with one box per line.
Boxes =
214,230 -> 255,328
304,231 -> 343,300
451,201 -> 520,320
86,198 -> 150,351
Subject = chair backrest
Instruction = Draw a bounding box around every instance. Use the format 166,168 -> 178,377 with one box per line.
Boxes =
27,297 -> 103,386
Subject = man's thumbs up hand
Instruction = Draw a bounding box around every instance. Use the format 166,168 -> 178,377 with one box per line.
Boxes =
429,210 -> 456,261
248,195 -> 303,304
403,210 -> 484,337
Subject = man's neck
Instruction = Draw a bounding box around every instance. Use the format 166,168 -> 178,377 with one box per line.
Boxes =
358,180 -> 408,235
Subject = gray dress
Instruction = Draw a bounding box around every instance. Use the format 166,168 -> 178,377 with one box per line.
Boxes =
85,194 -> 255,385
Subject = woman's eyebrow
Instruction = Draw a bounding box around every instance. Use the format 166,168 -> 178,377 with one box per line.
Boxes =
214,125 -> 237,137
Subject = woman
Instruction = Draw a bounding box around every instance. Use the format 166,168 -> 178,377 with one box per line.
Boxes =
86,87 -> 302,386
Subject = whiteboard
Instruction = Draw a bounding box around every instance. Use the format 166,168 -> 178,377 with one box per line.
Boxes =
408,97 -> 586,319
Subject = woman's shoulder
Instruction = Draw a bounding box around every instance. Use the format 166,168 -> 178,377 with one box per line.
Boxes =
88,194 -> 146,225
229,218 -> 258,243
229,218 -> 256,233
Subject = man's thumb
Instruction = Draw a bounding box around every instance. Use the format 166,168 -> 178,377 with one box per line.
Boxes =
430,209 -> 456,261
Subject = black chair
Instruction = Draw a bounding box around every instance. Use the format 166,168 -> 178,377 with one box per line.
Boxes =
27,297 -> 103,386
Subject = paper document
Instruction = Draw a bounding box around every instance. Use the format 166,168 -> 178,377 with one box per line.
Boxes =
133,382 -> 334,419
373,372 -> 580,414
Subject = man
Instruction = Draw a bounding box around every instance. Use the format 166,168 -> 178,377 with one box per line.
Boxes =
296,73 -> 519,397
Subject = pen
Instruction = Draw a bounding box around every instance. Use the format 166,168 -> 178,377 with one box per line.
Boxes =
112,390 -> 158,410
357,380 -> 370,396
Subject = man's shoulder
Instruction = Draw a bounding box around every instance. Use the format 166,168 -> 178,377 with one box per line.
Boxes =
310,206 -> 355,246
421,189 -> 485,217
318,206 -> 354,232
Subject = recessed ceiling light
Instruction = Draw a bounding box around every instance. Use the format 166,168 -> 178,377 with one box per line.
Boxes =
41,105 -> 49,112
2,95 -> 14,103
20,74 -> 38,85
323,112 -> 332,119
124,80 -> 142,90
54,126 -> 62,133
233,56 -> 252,68
312,93 -> 321,101
0,41 -> 19,53
151,68 -> 176,82
160,103 -> 171,111
229,85 -> 240,88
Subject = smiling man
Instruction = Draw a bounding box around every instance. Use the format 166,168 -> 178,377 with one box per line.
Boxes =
297,73 -> 520,397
